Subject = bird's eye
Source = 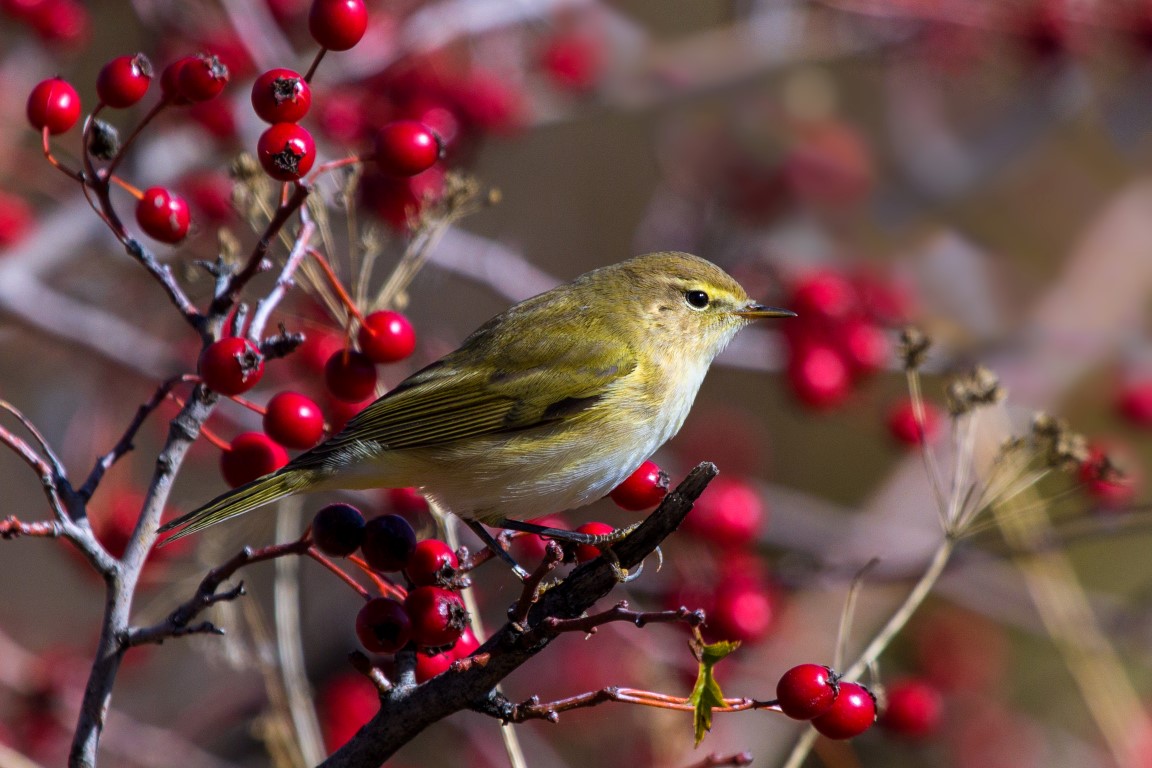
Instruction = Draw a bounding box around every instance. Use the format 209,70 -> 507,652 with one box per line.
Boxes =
685,290 -> 710,309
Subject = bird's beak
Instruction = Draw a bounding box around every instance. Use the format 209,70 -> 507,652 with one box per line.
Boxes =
732,302 -> 797,320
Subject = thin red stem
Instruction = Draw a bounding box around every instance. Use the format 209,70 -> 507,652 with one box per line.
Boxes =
41,128 -> 85,183
347,553 -> 406,600
303,48 -> 327,83
307,248 -> 367,325
307,549 -> 372,600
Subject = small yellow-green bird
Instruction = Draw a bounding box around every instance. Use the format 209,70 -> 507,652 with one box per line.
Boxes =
160,252 -> 793,553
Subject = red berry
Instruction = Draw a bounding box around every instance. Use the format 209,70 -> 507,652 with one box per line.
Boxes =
357,310 -> 416,363
840,319 -> 889,376
182,170 -> 233,223
811,681 -> 876,739
510,514 -> 568,563
28,0 -> 88,46
309,0 -> 368,51
788,344 -> 850,409
189,98 -> 237,141
706,579 -> 776,644
26,77 -> 80,134
776,664 -> 838,720
881,678 -> 943,738
177,53 -> 230,102
251,68 -> 311,124
405,586 -> 468,648
264,390 -> 325,448
96,54 -> 153,108
257,122 -> 316,181
1079,443 -> 1139,510
361,514 -> 416,572
327,394 -> 373,431
683,476 -> 764,547
220,432 -> 289,487
573,522 -> 614,563
387,487 -> 428,518
318,672 -> 377,753
610,460 -> 669,511
160,57 -> 196,105
360,166 -> 444,230
414,648 -> 453,683
1118,380 -> 1152,427
791,271 -> 858,322
374,121 -> 441,177
415,626 -> 480,682
311,502 -> 365,556
199,337 -> 264,395
355,597 -> 411,653
325,349 -> 378,402
540,33 -> 602,92
135,186 -> 192,244
0,191 -> 33,248
452,627 -> 480,658
405,539 -> 459,586
295,325 -> 344,374
887,399 -> 941,447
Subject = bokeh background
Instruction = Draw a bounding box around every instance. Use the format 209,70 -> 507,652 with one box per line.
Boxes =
3,0 -> 1152,766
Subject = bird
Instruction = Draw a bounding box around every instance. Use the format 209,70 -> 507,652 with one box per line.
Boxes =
160,252 -> 793,558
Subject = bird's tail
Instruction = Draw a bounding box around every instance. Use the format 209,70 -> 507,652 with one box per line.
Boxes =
158,469 -> 314,545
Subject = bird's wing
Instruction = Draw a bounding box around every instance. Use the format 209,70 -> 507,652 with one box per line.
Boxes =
290,334 -> 637,471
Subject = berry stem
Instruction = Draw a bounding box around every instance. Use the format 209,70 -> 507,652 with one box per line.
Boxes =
224,392 -> 267,416
306,548 -> 372,600
306,247 -> 367,326
780,538 -> 955,768
40,127 -> 85,183
306,154 -> 364,182
105,100 -> 168,179
108,174 -> 144,199
303,48 -> 327,83
347,553 -> 406,600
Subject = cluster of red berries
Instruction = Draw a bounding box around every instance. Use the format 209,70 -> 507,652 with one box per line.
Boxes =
322,310 -> 417,406
194,306 -> 416,488
775,663 -> 876,739
667,475 -> 775,645
309,504 -> 474,673
0,0 -> 89,48
782,269 -> 909,409
26,48 -> 236,246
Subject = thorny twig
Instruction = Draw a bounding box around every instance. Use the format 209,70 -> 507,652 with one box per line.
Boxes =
499,687 -> 775,724
523,601 -> 705,644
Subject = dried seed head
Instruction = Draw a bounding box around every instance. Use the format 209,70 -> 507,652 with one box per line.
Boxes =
899,326 -> 931,371
947,365 -> 1005,415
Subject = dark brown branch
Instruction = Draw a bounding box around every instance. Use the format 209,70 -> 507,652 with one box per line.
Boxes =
319,462 -> 719,768
212,183 -> 311,316
143,540 -> 311,640
79,376 -> 185,500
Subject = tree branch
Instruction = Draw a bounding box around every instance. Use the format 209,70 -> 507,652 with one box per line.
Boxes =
319,462 -> 719,768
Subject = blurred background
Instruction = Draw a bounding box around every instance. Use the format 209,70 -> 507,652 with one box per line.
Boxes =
3,0 -> 1152,766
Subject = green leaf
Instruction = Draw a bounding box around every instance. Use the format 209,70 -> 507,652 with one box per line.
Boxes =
687,633 -> 741,746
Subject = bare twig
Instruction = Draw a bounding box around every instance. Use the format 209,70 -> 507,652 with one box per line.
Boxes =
525,601 -> 705,642
78,376 -> 186,500
680,751 -> 755,768
502,686 -> 774,723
